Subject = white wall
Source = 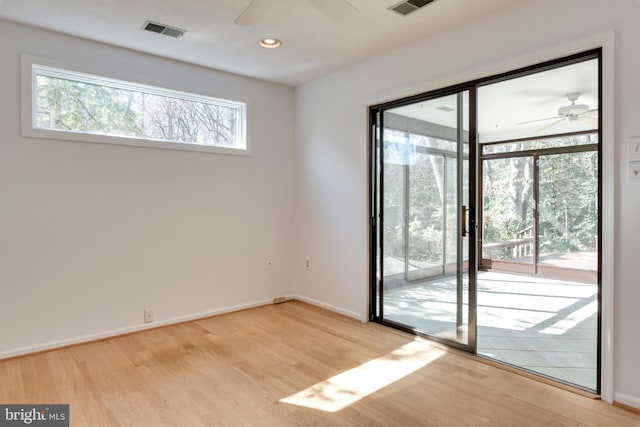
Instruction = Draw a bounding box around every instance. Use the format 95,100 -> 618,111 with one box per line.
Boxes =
0,19 -> 295,357
294,0 -> 640,407
3,0 -> 640,408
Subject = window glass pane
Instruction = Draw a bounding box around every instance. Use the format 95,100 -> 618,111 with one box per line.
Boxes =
410,133 -> 458,152
382,147 -> 406,279
408,152 -> 444,278
483,134 -> 598,155
538,151 -> 598,272
482,157 -> 534,263
33,66 -> 246,150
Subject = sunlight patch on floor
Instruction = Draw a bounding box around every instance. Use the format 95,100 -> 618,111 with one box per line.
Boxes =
540,299 -> 598,335
280,340 -> 444,412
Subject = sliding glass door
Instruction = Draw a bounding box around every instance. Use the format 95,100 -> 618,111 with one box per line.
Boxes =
371,89 -> 476,350
370,49 -> 601,393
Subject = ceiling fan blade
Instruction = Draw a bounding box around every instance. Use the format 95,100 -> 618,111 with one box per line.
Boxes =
516,116 -> 562,126
306,0 -> 359,22
235,0 -> 272,26
539,118 -> 566,132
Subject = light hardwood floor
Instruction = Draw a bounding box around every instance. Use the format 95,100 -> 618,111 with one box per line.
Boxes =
1,301 -> 639,426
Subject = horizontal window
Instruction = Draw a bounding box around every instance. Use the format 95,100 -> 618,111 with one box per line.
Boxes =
22,55 -> 248,154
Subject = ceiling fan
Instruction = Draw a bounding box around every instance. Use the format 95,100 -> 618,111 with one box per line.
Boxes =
517,92 -> 598,130
235,0 -> 359,26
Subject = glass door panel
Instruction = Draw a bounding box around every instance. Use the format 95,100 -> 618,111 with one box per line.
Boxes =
377,91 -> 473,348
475,53 -> 600,392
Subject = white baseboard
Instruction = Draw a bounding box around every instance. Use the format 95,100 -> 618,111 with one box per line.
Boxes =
293,294 -> 361,320
2,295 -> 356,360
0,298 -> 281,360
614,392 -> 640,410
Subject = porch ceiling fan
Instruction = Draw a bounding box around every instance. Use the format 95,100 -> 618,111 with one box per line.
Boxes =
517,92 -> 598,130
234,0 -> 359,25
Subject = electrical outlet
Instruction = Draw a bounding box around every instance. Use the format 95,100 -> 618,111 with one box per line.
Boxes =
305,257 -> 311,270
144,309 -> 154,323
266,257 -> 273,269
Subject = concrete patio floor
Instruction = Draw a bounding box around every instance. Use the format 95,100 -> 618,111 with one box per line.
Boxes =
382,271 -> 598,391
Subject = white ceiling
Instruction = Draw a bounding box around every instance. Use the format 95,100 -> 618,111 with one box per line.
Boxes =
390,58 -> 599,142
0,0 -> 524,86
0,0 -> 598,139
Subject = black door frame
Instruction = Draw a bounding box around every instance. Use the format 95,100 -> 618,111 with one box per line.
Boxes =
369,84 -> 478,353
369,48 -> 602,393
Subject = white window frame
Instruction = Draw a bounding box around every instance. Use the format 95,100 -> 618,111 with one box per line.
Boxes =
21,54 -> 250,155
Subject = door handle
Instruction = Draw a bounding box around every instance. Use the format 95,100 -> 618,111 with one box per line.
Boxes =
461,205 -> 468,237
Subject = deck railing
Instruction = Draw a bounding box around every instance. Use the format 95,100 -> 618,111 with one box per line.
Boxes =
483,226 -> 534,259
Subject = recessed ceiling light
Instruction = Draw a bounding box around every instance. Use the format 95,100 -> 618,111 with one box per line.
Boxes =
259,38 -> 282,49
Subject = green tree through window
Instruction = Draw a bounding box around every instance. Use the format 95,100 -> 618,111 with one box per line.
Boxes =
33,65 -> 246,150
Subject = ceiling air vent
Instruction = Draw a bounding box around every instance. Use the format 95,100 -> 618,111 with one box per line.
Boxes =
143,20 -> 186,38
388,0 -> 436,16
